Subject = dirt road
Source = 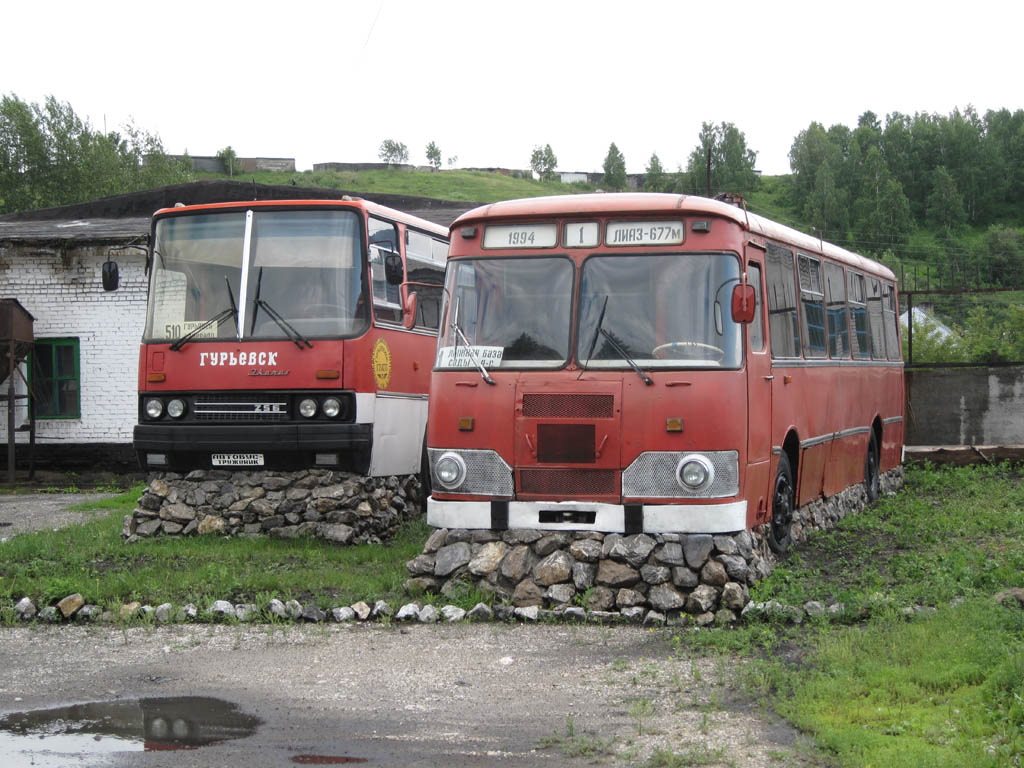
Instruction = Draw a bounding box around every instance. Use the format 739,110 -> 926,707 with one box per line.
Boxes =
0,622 -> 815,767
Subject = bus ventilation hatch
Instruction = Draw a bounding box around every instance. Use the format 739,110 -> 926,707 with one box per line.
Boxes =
522,393 -> 614,419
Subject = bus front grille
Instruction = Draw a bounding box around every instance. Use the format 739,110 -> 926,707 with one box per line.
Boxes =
193,394 -> 289,422
518,468 -> 618,497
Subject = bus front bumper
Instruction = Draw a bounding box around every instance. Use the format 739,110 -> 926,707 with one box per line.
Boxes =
426,498 -> 748,534
133,423 -> 372,473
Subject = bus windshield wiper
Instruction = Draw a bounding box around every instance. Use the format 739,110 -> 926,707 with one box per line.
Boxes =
452,296 -> 495,385
169,277 -> 239,351
252,299 -> 313,349
580,295 -> 652,385
580,295 -> 609,374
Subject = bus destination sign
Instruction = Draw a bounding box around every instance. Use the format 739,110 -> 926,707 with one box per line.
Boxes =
606,221 -> 685,246
482,223 -> 558,249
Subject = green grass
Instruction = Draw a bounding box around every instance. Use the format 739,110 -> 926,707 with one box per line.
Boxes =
204,168 -> 596,204
0,485 -> 433,612
674,463 -> 1024,768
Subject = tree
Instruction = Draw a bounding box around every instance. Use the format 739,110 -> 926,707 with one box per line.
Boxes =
216,146 -> 237,176
926,165 -> 967,233
0,93 -> 191,214
644,152 -> 667,191
602,142 -> 627,190
425,141 -> 441,170
378,139 -> 409,166
684,122 -> 758,197
446,155 -> 458,169
529,144 -> 557,182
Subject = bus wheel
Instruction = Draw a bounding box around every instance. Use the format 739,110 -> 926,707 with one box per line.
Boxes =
864,432 -> 880,503
419,440 -> 432,512
768,453 -> 794,554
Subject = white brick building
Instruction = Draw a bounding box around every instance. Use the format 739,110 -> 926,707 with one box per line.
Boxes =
0,222 -> 149,469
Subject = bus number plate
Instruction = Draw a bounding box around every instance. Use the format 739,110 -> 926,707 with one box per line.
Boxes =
212,453 -> 265,467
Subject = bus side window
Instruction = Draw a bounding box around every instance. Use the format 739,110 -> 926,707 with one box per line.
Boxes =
823,262 -> 849,358
748,263 -> 764,352
867,277 -> 886,359
798,254 -> 827,358
765,244 -> 800,358
848,271 -> 870,359
406,230 -> 446,331
882,282 -> 901,360
369,217 -> 402,323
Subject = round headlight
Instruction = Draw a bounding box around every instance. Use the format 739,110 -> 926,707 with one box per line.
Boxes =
149,717 -> 169,740
677,455 -> 713,490
299,398 -> 317,418
322,397 -> 341,418
145,398 -> 164,419
167,398 -> 186,418
435,452 -> 467,489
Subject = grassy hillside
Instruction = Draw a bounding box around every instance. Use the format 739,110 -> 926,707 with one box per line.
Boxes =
203,168 -> 595,203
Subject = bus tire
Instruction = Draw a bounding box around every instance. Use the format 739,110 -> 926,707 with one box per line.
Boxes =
865,432 -> 880,503
419,439 -> 432,512
768,453 -> 794,555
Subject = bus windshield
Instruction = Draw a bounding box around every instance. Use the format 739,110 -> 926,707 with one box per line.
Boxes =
436,257 -> 573,370
145,209 -> 369,342
577,253 -> 743,369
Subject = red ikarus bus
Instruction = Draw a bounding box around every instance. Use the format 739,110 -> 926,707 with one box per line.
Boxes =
426,193 -> 903,551
133,198 -> 447,476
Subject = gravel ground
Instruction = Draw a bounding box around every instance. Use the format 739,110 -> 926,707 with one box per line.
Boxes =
0,622 -> 818,768
0,492 -> 118,541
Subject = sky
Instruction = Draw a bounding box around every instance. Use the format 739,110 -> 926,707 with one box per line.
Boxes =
4,0 -> 1023,177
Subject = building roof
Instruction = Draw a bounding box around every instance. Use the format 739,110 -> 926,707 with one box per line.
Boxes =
0,180 -> 481,247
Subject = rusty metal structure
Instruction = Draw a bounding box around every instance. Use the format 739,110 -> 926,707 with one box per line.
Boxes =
0,299 -> 35,482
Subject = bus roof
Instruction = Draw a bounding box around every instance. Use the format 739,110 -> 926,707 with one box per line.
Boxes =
451,193 -> 895,281
153,198 -> 449,238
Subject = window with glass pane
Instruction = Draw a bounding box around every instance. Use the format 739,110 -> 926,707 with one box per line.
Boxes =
765,244 -> 800,358
748,263 -> 764,352
32,338 -> 79,418
867,277 -> 886,359
798,255 -> 826,358
437,257 -> 573,369
823,262 -> 849,358
848,271 -> 871,359
883,283 -> 901,360
369,217 -> 402,323
577,253 -> 742,369
406,230 -> 446,331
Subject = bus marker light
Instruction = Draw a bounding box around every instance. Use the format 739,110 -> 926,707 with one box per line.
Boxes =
458,417 -> 475,431
147,372 -> 166,383
692,220 -> 711,232
784,375 -> 793,385
460,226 -> 478,239
666,418 -> 684,432
316,369 -> 340,380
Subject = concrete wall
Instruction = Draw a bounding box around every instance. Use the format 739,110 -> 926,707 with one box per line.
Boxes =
906,366 -> 1024,445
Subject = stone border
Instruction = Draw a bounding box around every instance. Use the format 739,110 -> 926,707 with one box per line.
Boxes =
124,469 -> 424,545
404,468 -> 905,622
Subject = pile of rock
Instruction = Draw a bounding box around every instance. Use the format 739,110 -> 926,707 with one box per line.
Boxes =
124,469 -> 423,545
406,468 -> 904,620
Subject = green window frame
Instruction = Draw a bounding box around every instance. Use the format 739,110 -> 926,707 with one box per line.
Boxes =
31,338 -> 80,419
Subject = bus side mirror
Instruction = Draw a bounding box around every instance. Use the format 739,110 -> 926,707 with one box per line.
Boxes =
384,252 -> 404,285
731,284 -> 756,324
401,284 -> 418,330
102,258 -> 119,291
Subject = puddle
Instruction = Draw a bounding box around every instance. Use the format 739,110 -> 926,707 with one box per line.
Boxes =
0,696 -> 261,766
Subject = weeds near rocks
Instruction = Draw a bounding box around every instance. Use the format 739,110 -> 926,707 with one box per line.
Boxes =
627,697 -> 655,736
646,744 -> 732,767
536,715 -> 615,758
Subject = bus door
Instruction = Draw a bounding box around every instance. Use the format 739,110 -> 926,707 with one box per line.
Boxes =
744,257 -> 772,526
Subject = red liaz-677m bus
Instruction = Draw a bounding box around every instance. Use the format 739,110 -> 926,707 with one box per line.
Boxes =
133,198 -> 448,476
425,193 -> 903,551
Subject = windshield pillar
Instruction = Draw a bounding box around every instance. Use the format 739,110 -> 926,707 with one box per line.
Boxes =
236,210 -> 254,341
